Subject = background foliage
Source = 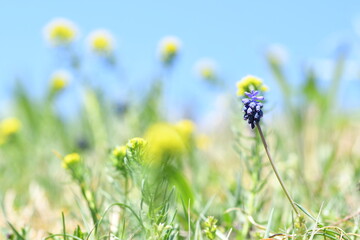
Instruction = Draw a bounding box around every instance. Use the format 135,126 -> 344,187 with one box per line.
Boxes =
0,5 -> 360,239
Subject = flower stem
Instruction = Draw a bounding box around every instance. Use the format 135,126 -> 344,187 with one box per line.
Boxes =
256,122 -> 299,215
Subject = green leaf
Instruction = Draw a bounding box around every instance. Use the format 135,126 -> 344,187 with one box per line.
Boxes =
264,208 -> 274,238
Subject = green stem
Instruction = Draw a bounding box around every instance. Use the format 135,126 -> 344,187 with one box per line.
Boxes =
256,123 -> 299,215
124,174 -> 129,205
79,184 -> 99,228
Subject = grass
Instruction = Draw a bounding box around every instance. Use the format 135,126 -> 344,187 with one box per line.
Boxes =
0,22 -> 360,240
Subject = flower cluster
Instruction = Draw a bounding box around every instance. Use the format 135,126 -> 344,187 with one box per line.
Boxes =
202,216 -> 218,240
127,137 -> 147,151
236,75 -> 268,96
242,90 -> 264,129
126,137 -> 148,162
111,137 -> 148,173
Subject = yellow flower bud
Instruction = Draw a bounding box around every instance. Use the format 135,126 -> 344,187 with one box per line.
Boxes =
50,70 -> 70,92
158,36 -> 181,65
111,145 -> 127,170
123,137 -> 148,164
44,18 -> 77,46
0,118 -> 21,137
127,137 -> 147,150
112,145 -> 127,159
87,30 -> 115,55
195,58 -> 217,81
62,153 -> 81,169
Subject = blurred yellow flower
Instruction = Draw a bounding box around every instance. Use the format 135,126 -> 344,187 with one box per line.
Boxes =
236,75 -> 269,96
175,119 -> 195,141
144,123 -> 187,164
112,145 -> 127,169
0,118 -> 21,137
44,18 -> 77,46
62,153 -> 81,169
158,36 -> 181,65
112,145 -> 127,159
87,30 -> 115,55
195,58 -> 217,81
50,70 -> 71,92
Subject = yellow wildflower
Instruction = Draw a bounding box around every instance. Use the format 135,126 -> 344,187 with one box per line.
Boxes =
50,70 -> 70,92
195,58 -> 217,81
125,137 -> 148,163
127,137 -> 147,150
62,153 -> 81,169
112,145 -> 127,170
0,118 -> 21,137
44,18 -> 77,46
236,75 -> 269,96
144,123 -> 187,164
158,36 -> 181,65
175,119 -> 195,141
87,30 -> 115,55
112,145 -> 127,159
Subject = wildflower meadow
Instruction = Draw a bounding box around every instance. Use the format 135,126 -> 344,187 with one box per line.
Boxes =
1,3 -> 360,240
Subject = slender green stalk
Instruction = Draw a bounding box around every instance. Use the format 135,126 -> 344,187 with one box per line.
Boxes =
256,123 -> 299,215
79,184 -> 99,229
61,212 -> 67,240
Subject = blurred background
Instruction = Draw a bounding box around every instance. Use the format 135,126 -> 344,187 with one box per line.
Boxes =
1,1 -> 360,117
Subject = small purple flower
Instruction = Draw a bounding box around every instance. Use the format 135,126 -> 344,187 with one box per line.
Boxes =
241,90 -> 264,129
245,90 -> 264,101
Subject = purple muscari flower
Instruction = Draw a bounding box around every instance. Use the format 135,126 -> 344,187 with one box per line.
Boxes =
245,90 -> 264,101
241,98 -> 250,104
241,90 -> 264,129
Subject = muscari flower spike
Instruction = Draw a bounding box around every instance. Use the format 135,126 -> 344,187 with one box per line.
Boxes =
241,90 -> 264,129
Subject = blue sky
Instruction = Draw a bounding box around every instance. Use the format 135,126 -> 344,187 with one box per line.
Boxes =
1,1 -> 360,119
